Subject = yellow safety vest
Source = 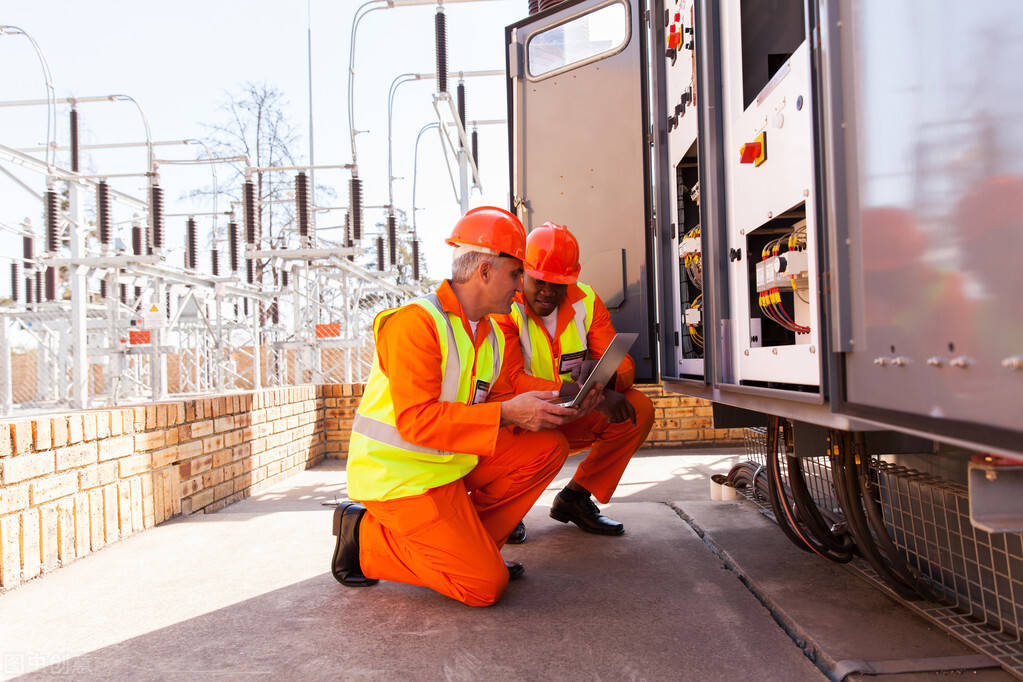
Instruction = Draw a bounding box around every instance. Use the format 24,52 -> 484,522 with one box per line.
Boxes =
346,293 -> 505,501
509,283 -> 596,383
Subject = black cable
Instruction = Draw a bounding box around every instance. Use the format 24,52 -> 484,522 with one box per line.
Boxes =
851,433 -> 942,601
829,430 -> 920,599
786,453 -> 854,559
766,419 -> 854,562
766,417 -> 814,553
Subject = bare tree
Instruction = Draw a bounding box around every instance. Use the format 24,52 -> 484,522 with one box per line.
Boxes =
200,82 -> 301,252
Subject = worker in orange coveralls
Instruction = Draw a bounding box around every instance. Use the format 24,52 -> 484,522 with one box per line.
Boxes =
494,222 -> 654,543
331,206 -> 600,607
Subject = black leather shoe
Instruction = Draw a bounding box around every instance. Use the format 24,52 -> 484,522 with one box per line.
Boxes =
331,502 -> 378,587
505,560 -> 525,581
550,490 -> 625,536
507,521 -> 527,545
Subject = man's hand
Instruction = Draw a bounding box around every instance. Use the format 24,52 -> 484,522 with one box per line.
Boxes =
596,390 -> 636,424
500,390 -> 580,431
571,383 -> 604,418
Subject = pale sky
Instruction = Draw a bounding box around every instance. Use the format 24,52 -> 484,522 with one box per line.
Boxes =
0,0 -> 527,291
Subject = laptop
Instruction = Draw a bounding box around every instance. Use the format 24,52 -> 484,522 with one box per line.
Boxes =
553,332 -> 639,407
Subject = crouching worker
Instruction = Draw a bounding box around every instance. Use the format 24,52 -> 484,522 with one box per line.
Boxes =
497,222 -> 655,543
331,207 -> 597,607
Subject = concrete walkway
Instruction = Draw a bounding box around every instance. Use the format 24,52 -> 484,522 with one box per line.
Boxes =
0,448 -> 1009,680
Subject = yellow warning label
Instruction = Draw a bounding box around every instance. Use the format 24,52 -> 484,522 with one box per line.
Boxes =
150,305 -> 159,312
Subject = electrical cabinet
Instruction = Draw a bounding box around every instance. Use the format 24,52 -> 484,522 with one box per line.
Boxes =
509,0 -> 1023,458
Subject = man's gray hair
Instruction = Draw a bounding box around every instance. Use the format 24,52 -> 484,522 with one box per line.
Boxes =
451,250 -> 501,283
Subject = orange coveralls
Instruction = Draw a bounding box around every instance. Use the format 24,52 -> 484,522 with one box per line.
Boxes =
494,285 -> 654,504
356,281 -> 568,606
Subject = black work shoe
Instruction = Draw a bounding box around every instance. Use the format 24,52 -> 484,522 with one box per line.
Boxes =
550,490 -> 625,536
505,560 -> 525,581
507,521 -> 527,545
331,502 -> 378,587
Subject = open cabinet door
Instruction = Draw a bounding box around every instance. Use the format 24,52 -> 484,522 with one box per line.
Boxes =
506,0 -> 656,381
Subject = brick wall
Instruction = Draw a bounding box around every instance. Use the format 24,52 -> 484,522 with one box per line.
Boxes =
0,386 -> 325,592
0,382 -> 739,592
318,383 -> 742,457
634,385 -> 746,447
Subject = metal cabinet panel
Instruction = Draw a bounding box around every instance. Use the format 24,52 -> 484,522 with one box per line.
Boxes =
507,0 -> 656,381
832,1 -> 1023,435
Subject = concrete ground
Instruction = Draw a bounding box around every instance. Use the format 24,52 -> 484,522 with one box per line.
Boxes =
0,447 -> 1011,681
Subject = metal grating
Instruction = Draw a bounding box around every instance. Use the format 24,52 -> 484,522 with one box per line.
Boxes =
741,426 -> 839,514
874,461 -> 1023,674
738,427 -> 1023,678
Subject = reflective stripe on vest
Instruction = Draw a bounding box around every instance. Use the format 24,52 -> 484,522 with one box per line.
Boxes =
512,283 -> 596,382
345,294 -> 505,501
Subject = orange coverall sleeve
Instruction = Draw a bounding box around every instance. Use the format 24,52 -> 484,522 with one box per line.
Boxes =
377,306 -> 503,457
493,313 -> 560,396
586,294 -> 636,392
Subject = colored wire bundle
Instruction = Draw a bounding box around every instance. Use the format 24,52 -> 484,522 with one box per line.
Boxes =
759,287 -> 810,334
687,292 -> 703,349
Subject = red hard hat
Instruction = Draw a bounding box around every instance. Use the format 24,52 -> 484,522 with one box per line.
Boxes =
446,206 -> 527,261
524,222 -> 581,284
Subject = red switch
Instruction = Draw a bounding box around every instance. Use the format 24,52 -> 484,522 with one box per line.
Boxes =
739,131 -> 767,166
667,27 -> 681,49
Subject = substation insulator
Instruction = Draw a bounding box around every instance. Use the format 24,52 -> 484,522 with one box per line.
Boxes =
228,220 -> 241,271
412,239 -> 421,281
134,286 -> 142,302
211,248 -> 220,277
132,225 -> 144,256
281,270 -> 289,288
45,189 -> 60,253
376,236 -> 384,271
150,185 -> 165,250
25,277 -> 34,305
243,299 -> 249,316
472,129 -> 479,168
387,213 -> 397,267
186,218 -> 197,270
97,181 -> 112,247
69,109 -> 80,172
435,8 -> 448,93
271,299 -> 280,325
99,278 -> 106,300
35,272 -> 42,304
244,181 -> 258,245
457,83 -> 467,145
22,234 -> 34,267
349,177 -> 363,241
246,258 -> 254,285
295,172 -> 310,239
166,291 -> 171,319
45,267 -> 56,301
119,283 -> 127,305
10,263 -> 19,303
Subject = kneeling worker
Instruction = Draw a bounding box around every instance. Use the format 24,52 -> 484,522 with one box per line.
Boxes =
497,222 -> 654,542
331,207 -> 597,607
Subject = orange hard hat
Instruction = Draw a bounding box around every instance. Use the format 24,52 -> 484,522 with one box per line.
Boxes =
446,206 -> 527,261
524,222 -> 581,284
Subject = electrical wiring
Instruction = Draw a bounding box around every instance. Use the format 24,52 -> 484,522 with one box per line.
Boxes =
687,293 -> 703,349
829,430 -> 924,600
765,418 -> 856,563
